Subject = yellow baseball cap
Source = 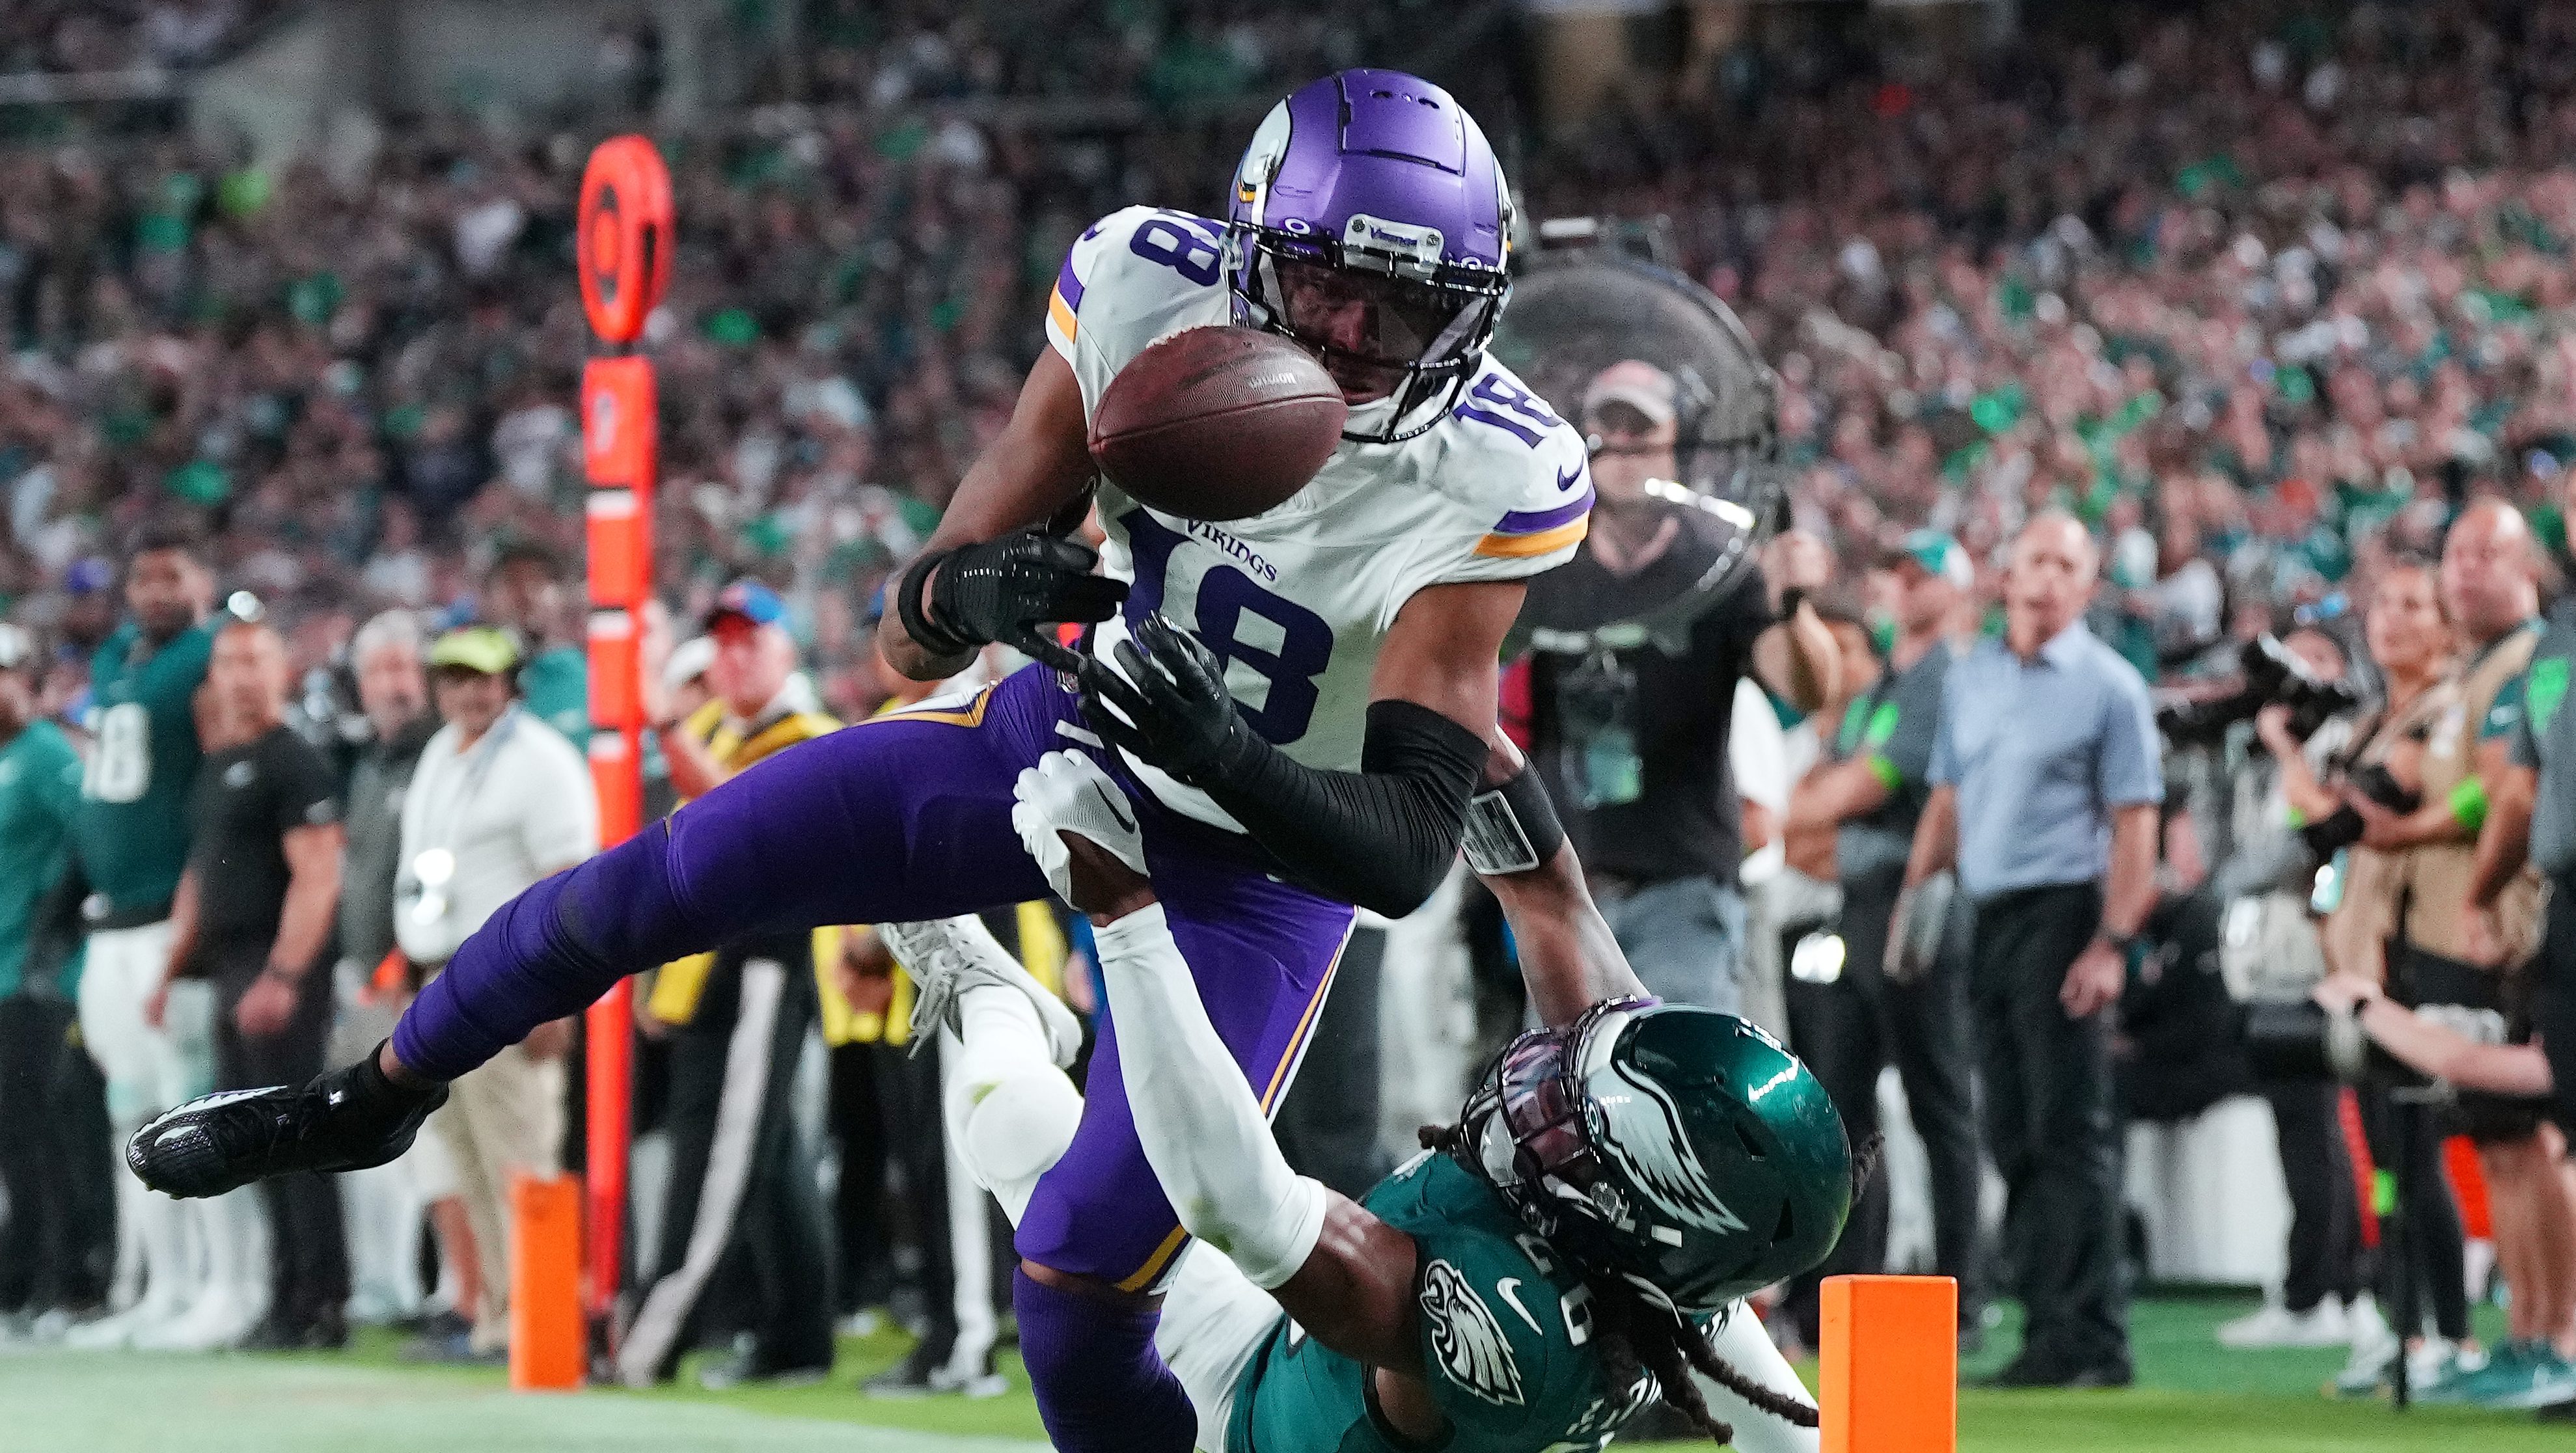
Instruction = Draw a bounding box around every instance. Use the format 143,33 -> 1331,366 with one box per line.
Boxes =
428,626 -> 522,677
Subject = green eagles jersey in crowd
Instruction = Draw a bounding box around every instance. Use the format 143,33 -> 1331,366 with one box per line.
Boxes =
77,618 -> 217,916
1227,1150 -> 1667,1453
0,718 -> 85,996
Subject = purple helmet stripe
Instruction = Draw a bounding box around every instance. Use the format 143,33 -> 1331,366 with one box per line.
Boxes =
1226,68 -> 1513,444
1337,70 -> 1466,172
1493,485 -> 1596,537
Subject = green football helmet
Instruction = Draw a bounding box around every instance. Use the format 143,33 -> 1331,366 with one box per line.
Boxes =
1457,998 -> 1851,1312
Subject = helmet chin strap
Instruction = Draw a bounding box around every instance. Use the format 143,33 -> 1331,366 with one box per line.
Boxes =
1339,363 -> 1472,445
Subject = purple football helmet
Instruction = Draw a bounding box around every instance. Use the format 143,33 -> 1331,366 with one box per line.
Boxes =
1226,69 -> 1514,444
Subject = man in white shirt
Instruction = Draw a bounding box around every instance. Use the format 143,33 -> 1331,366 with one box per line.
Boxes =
394,626 -> 597,1357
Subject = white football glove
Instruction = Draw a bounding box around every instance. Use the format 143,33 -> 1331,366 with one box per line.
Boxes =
1012,750 -> 1149,906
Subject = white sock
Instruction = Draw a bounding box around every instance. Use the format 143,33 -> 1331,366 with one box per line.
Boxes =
951,984 -> 1058,1102
199,1189 -> 270,1315
942,988 -> 1083,1223
132,1188 -> 192,1318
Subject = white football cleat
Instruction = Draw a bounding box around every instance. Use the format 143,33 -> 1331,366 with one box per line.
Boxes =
881,916 -> 1082,1069
2217,1298 -> 2348,1350
62,1296 -> 182,1352
132,1286 -> 265,1353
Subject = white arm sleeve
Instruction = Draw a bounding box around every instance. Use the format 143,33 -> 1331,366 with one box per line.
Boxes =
1090,903 -> 1327,1290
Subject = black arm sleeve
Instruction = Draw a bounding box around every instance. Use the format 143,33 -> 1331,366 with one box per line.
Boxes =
1197,699 -> 1485,918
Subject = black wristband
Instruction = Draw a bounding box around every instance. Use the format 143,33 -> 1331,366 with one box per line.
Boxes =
895,549 -> 970,659
1462,755 -> 1567,876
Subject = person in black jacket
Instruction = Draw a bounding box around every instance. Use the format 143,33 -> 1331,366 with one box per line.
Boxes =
146,619 -> 347,1349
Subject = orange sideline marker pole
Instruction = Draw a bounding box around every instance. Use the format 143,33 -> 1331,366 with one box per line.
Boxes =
574,134 -> 672,1350
1820,1274 -> 1956,1453
509,1172 -> 586,1390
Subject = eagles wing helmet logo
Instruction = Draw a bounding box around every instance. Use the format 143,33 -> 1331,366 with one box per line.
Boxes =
1591,1055 -> 1748,1236
1420,1258 -> 1525,1407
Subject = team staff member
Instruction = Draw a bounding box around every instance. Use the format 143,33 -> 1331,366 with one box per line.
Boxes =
0,624 -> 103,1325
1899,512 -> 2161,1389
2477,474 -> 2576,1145
482,541 -> 588,745
333,610 -> 455,1334
622,582 -> 839,1389
395,627 -> 597,1359
1526,362 -> 1837,1013
2350,500 -> 2574,1407
67,521 -> 223,1350
149,620 -> 346,1348
1781,531 -> 1982,1350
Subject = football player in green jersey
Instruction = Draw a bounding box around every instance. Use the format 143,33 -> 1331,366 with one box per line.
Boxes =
889,744 -> 1854,1452
68,519 -> 241,1351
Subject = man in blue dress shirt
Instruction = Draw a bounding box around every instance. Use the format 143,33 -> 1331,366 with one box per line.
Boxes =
1895,511 -> 2163,1388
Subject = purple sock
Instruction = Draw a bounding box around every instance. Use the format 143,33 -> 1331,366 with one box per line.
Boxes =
1013,1265 -> 1196,1453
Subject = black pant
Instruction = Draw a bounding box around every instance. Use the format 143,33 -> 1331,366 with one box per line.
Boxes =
0,994 -> 113,1313
642,944 -> 834,1376
829,1039 -> 897,1312
2531,873 -> 2576,1136
2260,1080 -> 2360,1314
2357,1085 -> 2471,1341
1783,862 -> 1983,1345
1969,881 -> 2128,1372
208,947 -> 348,1327
1274,922 -> 1392,1199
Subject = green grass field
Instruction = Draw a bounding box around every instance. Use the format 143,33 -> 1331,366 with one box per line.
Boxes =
0,1297 -> 2557,1451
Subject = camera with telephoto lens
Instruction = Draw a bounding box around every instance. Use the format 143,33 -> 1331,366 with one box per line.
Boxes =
2243,999 -> 2433,1092
2157,633 -> 2364,747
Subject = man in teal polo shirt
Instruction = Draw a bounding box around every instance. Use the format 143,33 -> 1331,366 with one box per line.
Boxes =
67,521 -> 222,1348
484,540 -> 587,744
0,624 -> 101,1324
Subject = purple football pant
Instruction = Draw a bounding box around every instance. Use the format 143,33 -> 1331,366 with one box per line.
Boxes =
396,664 -> 1355,1284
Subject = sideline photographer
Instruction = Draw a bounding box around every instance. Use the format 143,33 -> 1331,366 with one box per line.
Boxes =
2374,506 -> 2571,1405
2195,625 -> 2370,1352
2294,556 -> 2483,1391
2467,483 -> 2576,1156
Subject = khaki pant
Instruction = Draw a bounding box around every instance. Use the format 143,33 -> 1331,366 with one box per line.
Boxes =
429,1042 -> 563,1352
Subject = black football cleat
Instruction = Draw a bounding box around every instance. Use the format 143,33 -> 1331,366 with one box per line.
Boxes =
128,1051 -> 447,1199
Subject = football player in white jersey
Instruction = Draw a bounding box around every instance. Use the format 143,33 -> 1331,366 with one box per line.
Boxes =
135,68 -> 1600,1453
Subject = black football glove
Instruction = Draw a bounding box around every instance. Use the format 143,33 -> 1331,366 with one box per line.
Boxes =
902,530 -> 1127,666
1078,612 -> 1259,787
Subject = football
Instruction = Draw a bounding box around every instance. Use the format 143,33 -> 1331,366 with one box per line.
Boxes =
1088,326 -> 1346,521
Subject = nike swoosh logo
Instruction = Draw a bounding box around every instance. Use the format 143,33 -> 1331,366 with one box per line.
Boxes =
1555,465 -> 1583,493
1093,783 -> 1137,835
1494,1277 -> 1544,1335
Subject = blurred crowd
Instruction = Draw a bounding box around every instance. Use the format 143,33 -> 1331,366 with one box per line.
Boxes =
1553,0 -> 2576,676
10,0 -> 2576,1420
3,1 -> 286,77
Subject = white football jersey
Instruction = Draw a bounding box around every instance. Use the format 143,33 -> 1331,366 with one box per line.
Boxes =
1048,206 -> 1591,829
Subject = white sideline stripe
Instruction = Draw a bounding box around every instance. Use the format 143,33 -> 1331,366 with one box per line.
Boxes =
0,1348 -> 1053,1450
616,958 -> 789,1387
